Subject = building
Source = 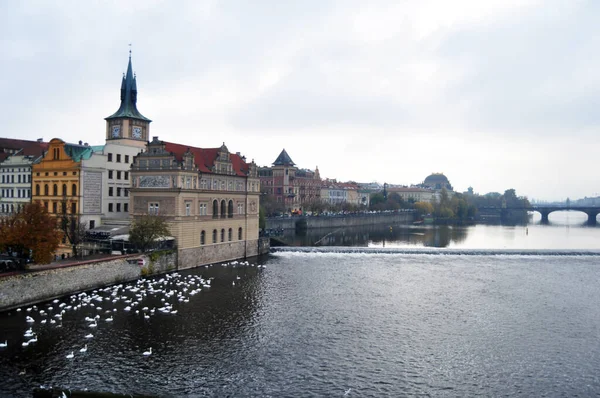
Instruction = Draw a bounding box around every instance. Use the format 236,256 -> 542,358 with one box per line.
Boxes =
388,186 -> 437,203
420,173 -> 453,191
0,138 -> 48,216
258,149 -> 321,213
130,137 -> 261,268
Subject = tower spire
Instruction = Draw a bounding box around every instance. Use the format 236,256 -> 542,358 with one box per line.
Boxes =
105,50 -> 151,122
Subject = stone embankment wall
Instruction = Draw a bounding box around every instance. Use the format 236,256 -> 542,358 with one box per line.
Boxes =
178,239 -> 263,269
0,252 -> 176,312
266,212 -> 415,231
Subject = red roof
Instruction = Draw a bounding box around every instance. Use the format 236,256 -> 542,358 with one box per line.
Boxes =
0,138 -> 49,159
163,141 -> 250,176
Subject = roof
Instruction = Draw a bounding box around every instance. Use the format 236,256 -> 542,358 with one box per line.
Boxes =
163,141 -> 250,176
105,55 -> 151,122
0,138 -> 48,159
273,149 -> 295,166
63,143 -> 98,162
424,173 -> 449,184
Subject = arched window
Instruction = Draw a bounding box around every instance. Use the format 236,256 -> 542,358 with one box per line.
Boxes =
212,200 -> 219,219
228,228 -> 232,241
238,227 -> 243,240
52,202 -> 57,214
44,184 -> 49,196
200,230 -> 206,245
71,202 -> 76,214
220,200 -> 226,218
53,184 -> 58,196
72,184 -> 77,196
220,228 -> 225,242
35,184 -> 40,196
212,229 -> 217,243
228,200 -> 234,218
62,184 -> 67,196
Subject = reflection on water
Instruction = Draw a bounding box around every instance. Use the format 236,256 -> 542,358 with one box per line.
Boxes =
275,211 -> 600,250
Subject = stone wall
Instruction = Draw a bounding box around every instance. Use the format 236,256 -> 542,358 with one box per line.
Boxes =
0,252 -> 177,312
266,212 -> 415,230
177,239 -> 261,269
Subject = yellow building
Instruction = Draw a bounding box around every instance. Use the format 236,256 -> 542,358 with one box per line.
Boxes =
31,138 -> 96,256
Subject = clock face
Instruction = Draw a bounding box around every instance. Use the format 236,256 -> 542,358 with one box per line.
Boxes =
132,127 -> 142,139
112,126 -> 120,138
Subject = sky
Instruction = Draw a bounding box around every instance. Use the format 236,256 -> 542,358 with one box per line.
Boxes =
1,0 -> 599,202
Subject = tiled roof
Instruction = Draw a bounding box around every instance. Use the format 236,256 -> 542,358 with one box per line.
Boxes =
273,149 -> 295,166
0,138 -> 48,160
164,141 -> 250,176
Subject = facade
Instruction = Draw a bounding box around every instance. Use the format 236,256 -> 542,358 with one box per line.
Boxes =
0,139 -> 48,216
420,173 -> 453,191
130,137 -> 261,268
388,186 -> 437,203
320,180 -> 361,207
258,149 -> 321,212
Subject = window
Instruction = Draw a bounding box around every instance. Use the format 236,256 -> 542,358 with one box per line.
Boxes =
117,188 -> 121,197
221,228 -> 225,242
18,175 -> 21,183
63,172 -> 67,176
90,220 -> 95,229
238,203 -> 244,214
200,230 -> 205,245
228,200 -> 234,218
36,184 -> 40,196
53,184 -> 58,196
116,154 -> 121,163
71,202 -> 76,213
109,187 -> 113,197
149,202 -> 159,215
108,153 -> 113,162
108,203 -> 113,212
212,229 -> 217,243
185,202 -> 191,216
44,184 -> 49,196
72,184 -> 77,196
116,203 -> 121,212
117,171 -> 121,180
62,184 -> 67,196
124,171 -> 129,180
108,170 -> 113,179
52,202 -> 57,214
62,202 -> 66,213
221,200 -> 226,218
125,155 -> 130,163
238,227 -> 243,240
124,189 -> 129,197
199,203 -> 207,215
212,200 -> 219,219
124,203 -> 128,213
53,148 -> 60,160
228,228 -> 232,241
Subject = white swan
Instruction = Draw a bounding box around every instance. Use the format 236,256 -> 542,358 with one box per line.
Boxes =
66,351 -> 74,359
105,316 -> 113,322
80,344 -> 87,353
0,340 -> 7,348
143,347 -> 152,356
85,333 -> 93,339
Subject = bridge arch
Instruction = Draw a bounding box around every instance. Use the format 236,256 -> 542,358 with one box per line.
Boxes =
531,207 -> 598,225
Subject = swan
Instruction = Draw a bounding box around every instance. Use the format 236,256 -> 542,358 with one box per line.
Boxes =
105,316 -> 113,322
144,314 -> 150,320
143,347 -> 152,356
0,340 -> 7,348
85,333 -> 93,339
80,344 -> 87,353
88,321 -> 97,328
66,351 -> 74,359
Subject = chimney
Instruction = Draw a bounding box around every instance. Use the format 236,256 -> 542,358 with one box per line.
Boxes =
79,140 -> 83,145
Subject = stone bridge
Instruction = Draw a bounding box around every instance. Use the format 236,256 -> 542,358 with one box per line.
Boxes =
529,206 -> 600,225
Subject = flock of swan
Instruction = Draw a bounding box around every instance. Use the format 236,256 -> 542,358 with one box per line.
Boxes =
0,260 -> 264,359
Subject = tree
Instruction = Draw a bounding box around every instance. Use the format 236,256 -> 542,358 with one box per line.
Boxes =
129,215 -> 171,253
0,202 -> 62,264
414,201 -> 434,217
59,198 -> 86,257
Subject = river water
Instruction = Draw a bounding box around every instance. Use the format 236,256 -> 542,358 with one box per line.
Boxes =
1,211 -> 600,396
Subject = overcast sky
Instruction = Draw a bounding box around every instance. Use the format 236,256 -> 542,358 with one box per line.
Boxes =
2,0 -> 599,201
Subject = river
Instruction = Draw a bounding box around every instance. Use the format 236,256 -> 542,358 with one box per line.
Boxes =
1,211 -> 600,396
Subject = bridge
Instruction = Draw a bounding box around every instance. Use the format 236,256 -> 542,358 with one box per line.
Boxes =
528,206 -> 600,225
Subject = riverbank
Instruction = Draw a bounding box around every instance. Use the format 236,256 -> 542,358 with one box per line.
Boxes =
0,238 -> 271,312
265,211 -> 415,231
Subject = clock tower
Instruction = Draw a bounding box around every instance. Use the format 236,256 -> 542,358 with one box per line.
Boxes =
105,53 -> 151,148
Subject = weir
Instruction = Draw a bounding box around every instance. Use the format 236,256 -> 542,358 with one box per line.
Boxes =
271,247 -> 600,256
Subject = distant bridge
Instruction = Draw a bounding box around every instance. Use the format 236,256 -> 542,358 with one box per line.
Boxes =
527,206 -> 600,225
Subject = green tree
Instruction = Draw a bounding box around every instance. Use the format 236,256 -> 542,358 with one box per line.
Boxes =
414,201 -> 434,217
0,202 -> 61,264
129,215 -> 171,253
